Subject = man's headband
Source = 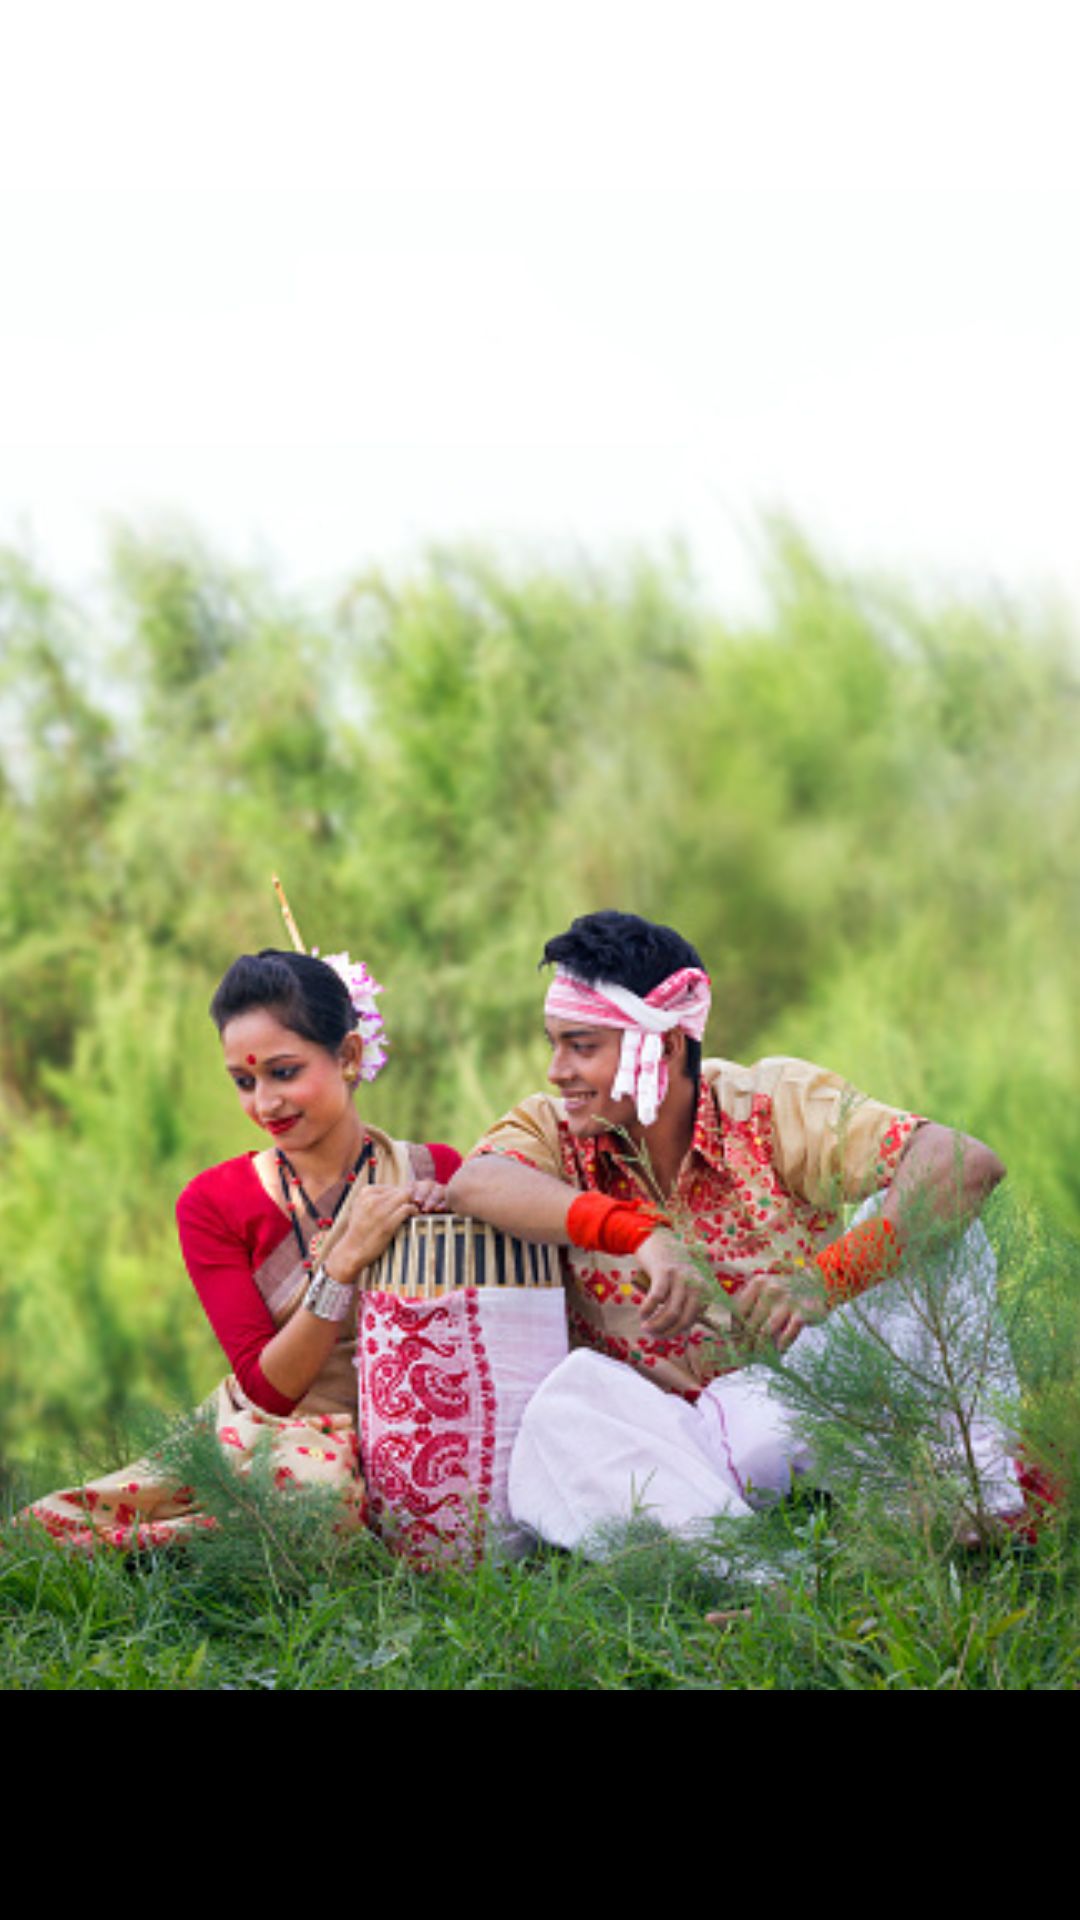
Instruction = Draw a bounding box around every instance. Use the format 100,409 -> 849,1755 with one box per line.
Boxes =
544,965 -> 711,1125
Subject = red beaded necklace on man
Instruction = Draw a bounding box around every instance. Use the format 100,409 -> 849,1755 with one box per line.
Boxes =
275,1140 -> 375,1275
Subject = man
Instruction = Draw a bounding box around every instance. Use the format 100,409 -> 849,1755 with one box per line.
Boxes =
446,909 -> 1021,1553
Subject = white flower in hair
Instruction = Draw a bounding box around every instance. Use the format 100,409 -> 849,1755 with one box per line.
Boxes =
316,950 -> 389,1082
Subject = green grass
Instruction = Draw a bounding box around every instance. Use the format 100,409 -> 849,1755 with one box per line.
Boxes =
4,1477 -> 1077,1691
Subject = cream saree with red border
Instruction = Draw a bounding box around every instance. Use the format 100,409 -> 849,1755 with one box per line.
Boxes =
23,1127 -> 421,1552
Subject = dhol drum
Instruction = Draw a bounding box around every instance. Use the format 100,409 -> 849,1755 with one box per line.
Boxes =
369,1209 -> 565,1298
357,1213 -> 569,1568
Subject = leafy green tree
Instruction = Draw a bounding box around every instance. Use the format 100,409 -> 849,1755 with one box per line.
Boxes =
1,517 -> 1077,1479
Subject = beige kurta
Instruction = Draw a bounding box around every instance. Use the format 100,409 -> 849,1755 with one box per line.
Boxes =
469,1055 -> 925,1398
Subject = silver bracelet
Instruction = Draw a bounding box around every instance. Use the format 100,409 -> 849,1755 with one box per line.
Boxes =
303,1263 -> 357,1323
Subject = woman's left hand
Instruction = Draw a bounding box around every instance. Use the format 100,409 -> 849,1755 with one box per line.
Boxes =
409,1179 -> 453,1214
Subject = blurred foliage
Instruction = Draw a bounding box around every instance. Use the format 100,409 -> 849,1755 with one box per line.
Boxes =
1,516 -> 1078,1467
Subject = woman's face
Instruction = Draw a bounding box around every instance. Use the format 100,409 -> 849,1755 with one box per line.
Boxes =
221,1005 -> 360,1153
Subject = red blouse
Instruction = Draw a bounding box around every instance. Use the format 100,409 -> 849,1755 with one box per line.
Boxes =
175,1143 -> 462,1414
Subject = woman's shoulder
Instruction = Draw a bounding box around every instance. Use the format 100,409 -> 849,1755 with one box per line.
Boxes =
363,1123 -> 463,1184
414,1141 -> 464,1181
176,1152 -> 262,1225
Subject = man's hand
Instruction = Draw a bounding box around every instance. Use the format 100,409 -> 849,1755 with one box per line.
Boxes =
635,1227 -> 712,1337
735,1269 -> 825,1353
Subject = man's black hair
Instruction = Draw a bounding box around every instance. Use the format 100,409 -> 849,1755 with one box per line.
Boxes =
541,910 -> 706,1082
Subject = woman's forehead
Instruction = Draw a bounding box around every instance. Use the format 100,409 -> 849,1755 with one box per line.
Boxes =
220,1005 -> 310,1062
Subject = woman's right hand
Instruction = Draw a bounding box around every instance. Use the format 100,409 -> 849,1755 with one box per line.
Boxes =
326,1184 -> 421,1284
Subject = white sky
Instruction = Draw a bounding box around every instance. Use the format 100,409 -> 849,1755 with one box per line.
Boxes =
2,0 -> 1079,621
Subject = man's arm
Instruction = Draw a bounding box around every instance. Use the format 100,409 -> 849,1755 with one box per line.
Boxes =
447,1153 -> 710,1337
880,1121 -> 1006,1239
447,1153 -> 575,1242
737,1123 -> 1006,1353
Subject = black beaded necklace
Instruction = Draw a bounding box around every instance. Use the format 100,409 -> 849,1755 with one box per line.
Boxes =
275,1138 -> 374,1275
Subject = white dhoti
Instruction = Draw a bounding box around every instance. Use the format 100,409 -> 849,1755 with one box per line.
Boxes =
508,1206 -> 1023,1558
505,1347 -> 758,1551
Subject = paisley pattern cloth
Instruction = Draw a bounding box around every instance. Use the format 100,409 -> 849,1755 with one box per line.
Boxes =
358,1286 -> 569,1569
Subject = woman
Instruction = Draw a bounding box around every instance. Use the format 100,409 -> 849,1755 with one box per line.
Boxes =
26,947 -> 461,1550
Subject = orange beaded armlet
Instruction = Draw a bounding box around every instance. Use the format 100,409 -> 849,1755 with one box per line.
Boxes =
815,1215 -> 903,1302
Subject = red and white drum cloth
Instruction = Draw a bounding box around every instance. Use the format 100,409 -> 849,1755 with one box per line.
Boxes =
358,1286 -> 569,1569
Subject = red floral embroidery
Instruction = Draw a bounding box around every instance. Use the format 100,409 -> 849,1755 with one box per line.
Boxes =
576,1263 -> 636,1306
550,1077 -> 923,1398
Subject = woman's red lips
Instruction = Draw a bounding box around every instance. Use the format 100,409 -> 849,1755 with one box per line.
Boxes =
266,1115 -> 300,1135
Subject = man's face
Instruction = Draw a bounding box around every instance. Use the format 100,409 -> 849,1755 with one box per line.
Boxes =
544,1017 -> 638,1138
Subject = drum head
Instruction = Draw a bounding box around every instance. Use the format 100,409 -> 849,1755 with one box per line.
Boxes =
370,1211 -> 564,1298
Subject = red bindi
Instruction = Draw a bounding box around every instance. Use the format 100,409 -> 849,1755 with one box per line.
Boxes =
246,1054 -> 257,1066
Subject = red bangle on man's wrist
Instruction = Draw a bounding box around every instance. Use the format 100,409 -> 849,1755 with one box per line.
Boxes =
566,1191 -> 665,1257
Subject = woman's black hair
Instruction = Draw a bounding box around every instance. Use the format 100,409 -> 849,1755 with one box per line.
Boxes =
541,910 -> 706,1082
210,950 -> 355,1052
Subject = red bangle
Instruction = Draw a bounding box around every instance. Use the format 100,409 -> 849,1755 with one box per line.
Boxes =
566,1191 -> 664,1257
816,1216 -> 902,1301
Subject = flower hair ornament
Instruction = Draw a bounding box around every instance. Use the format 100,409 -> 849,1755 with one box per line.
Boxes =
272,875 -> 389,1083
314,951 -> 388,1081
